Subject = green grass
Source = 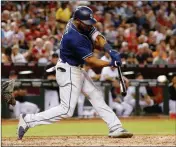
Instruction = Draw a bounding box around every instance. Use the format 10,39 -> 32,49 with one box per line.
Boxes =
2,119 -> 176,137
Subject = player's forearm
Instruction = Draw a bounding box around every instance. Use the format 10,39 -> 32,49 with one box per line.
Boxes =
85,56 -> 110,68
95,35 -> 107,49
95,35 -> 120,54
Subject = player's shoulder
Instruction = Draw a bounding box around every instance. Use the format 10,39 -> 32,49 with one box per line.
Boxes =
70,24 -> 90,41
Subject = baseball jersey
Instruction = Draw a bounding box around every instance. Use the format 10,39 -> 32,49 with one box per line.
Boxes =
100,67 -> 119,81
60,20 -> 97,66
127,86 -> 147,98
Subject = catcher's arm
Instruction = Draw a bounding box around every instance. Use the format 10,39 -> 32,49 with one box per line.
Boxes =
2,80 -> 16,106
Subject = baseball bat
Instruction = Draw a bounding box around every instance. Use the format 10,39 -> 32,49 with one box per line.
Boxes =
117,65 -> 127,96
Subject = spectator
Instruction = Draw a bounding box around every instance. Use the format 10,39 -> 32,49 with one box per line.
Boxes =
49,36 -> 60,52
43,41 -> 54,61
2,47 -> 12,63
30,38 -> 48,63
153,49 -> 167,65
146,10 -> 156,30
120,42 -> 129,60
142,43 -> 153,64
2,10 -> 11,24
103,13 -> 114,30
25,22 -> 41,41
3,22 -> 16,48
126,53 -> 138,65
136,44 -> 147,64
11,24 -> 25,47
152,44 -> 167,59
11,44 -> 26,63
166,50 -> 176,64
104,24 -> 118,45
166,37 -> 176,51
1,1 -> 176,65
56,2 -> 72,28
37,17 -> 50,37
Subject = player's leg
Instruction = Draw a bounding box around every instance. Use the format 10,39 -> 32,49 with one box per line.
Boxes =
17,63 -> 83,139
10,101 -> 21,118
124,95 -> 136,108
20,102 -> 40,114
108,92 -> 123,116
24,64 -> 82,127
169,99 -> 176,113
81,71 -> 133,138
77,93 -> 86,117
111,102 -> 124,116
139,98 -> 154,109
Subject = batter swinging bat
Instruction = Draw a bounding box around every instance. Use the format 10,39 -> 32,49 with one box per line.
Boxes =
117,65 -> 127,96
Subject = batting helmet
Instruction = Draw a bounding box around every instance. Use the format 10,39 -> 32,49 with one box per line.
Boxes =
73,6 -> 97,25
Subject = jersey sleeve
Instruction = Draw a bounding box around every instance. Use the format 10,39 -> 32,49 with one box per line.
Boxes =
73,37 -> 93,60
88,26 -> 106,41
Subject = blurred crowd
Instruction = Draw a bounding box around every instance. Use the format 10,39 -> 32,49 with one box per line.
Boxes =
1,1 -> 176,65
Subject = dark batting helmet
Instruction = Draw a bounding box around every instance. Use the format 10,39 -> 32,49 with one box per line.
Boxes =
73,6 -> 97,25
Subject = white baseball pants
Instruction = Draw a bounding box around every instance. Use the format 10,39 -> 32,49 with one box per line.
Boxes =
24,62 -> 122,132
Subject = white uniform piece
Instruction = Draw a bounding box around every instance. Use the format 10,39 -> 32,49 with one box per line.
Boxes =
10,101 -> 40,118
100,67 -> 118,81
24,62 -> 122,131
124,86 -> 154,109
100,67 -> 133,117
11,53 -> 26,63
169,100 -> 176,113
100,55 -> 111,62
44,89 -> 59,110
77,68 -> 97,117
108,92 -> 133,117
77,93 -> 85,116
159,100 -> 176,113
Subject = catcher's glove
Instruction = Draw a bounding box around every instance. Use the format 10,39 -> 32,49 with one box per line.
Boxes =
2,80 -> 16,106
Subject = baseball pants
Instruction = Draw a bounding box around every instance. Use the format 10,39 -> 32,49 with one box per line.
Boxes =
24,62 -> 122,132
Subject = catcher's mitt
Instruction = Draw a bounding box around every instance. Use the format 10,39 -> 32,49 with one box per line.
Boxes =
2,80 -> 16,106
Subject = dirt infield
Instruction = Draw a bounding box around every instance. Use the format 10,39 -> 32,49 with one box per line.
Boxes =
2,135 -> 176,146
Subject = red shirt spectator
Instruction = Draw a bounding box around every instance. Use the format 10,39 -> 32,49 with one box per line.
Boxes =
37,19 -> 50,36
25,24 -> 41,40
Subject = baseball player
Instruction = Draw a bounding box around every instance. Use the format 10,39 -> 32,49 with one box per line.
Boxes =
17,6 -> 133,139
